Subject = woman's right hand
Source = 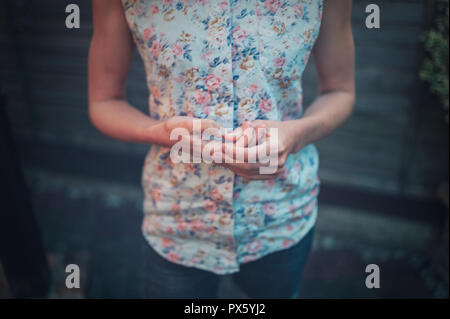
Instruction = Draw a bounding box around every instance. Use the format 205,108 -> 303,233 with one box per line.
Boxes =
139,116 -> 223,150
164,116 -> 222,138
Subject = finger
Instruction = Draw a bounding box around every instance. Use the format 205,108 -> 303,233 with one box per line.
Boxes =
218,158 -> 281,179
201,119 -> 221,130
224,140 -> 274,163
252,123 -> 268,145
223,121 -> 252,142
236,125 -> 257,148
166,117 -> 220,134
223,127 -> 243,142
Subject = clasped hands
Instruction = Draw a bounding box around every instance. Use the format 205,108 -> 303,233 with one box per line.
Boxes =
164,116 -> 302,180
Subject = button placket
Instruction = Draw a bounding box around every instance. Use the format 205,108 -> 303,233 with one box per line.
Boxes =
206,0 -> 238,270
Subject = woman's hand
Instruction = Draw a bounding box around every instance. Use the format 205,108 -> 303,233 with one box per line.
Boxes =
216,120 -> 304,180
139,116 -> 223,153
164,116 -> 222,138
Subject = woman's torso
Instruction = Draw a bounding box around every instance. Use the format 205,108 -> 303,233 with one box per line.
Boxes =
122,0 -> 322,274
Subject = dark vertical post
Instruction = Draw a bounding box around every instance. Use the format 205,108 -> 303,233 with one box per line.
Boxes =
0,91 -> 50,298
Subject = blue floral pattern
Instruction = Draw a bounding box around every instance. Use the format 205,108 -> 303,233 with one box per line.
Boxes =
121,0 -> 323,274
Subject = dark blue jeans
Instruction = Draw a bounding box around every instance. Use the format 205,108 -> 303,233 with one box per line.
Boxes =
144,228 -> 315,299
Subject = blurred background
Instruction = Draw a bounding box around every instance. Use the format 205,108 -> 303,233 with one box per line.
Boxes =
0,0 -> 448,298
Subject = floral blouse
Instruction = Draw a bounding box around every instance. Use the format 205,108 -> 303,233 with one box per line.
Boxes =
121,0 -> 323,274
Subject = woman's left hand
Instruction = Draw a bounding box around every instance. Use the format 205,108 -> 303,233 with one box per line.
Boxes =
215,120 -> 303,180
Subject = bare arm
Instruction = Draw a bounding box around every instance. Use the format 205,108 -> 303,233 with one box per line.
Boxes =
89,0 -> 161,144
292,0 -> 355,152
88,0 -> 219,147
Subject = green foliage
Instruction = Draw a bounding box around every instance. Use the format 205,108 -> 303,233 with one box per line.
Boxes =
420,0 -> 449,122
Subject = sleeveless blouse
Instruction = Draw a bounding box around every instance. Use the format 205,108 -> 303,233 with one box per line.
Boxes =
121,0 -> 323,274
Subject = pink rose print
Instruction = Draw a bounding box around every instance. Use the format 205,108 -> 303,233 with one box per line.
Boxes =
201,51 -> 212,60
210,189 -> 224,202
162,237 -> 175,248
303,200 -> 316,216
166,251 -> 180,263
151,40 -> 162,58
202,105 -> 210,114
176,219 -> 189,232
135,5 -> 145,16
246,240 -> 262,253
191,258 -> 200,264
294,4 -> 305,18
150,5 -> 159,15
282,238 -> 294,248
264,179 -> 275,190
143,27 -> 155,42
310,186 -> 319,197
191,219 -> 207,232
274,57 -> 285,67
205,226 -> 217,236
256,9 -> 263,19
184,163 -> 196,175
170,203 -> 181,213
195,90 -> 211,104
263,202 -> 276,216
204,199 -> 217,212
232,26 -> 248,43
219,1 -> 228,10
172,43 -> 184,57
194,0 -> 206,5
204,74 -> 222,91
265,0 -> 282,14
249,84 -> 258,93
165,226 -> 175,235
258,98 -> 273,113
151,85 -> 162,100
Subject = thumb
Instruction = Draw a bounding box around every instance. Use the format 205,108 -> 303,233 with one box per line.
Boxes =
200,119 -> 223,139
